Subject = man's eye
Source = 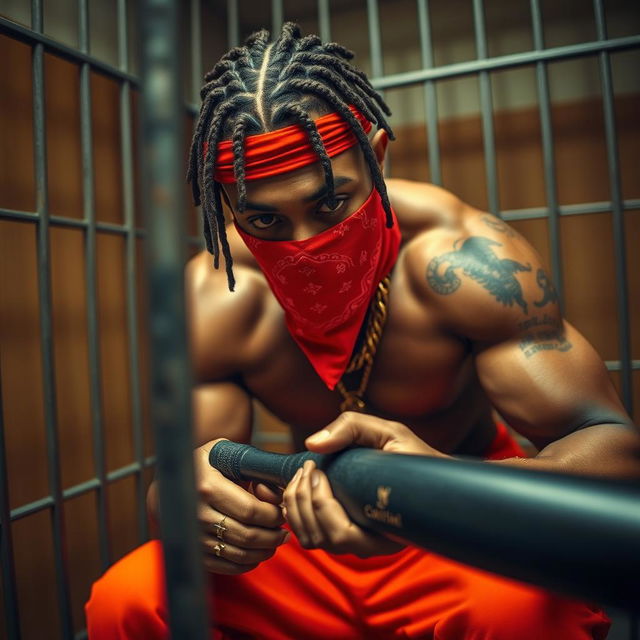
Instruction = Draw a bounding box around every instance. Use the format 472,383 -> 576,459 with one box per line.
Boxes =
250,214 -> 278,229
317,197 -> 348,214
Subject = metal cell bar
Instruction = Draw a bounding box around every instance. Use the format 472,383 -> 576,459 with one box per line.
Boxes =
79,0 -> 111,572
593,0 -> 633,415
0,15 -> 139,86
417,0 -> 442,186
0,368 -> 20,639
139,0 -> 209,637
318,0 -> 331,42
472,0 -> 499,215
0,208 -> 146,237
4,200 -> 639,228
501,199 -> 640,221
118,0 -> 148,545
30,0 -> 74,636
272,0 -> 284,35
530,0 -> 564,312
191,0 -> 203,105
366,0 -> 384,79
227,0 -> 239,48
10,457 -> 156,522
370,34 -> 640,89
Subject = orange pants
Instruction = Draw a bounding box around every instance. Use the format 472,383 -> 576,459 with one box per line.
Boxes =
85,425 -> 611,639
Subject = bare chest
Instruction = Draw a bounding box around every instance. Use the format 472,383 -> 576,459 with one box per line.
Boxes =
240,263 -> 493,453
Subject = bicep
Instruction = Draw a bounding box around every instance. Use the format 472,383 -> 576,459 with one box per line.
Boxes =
193,380 -> 253,447
474,321 -> 630,449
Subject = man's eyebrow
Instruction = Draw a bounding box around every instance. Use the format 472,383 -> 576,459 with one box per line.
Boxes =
242,200 -> 278,213
242,176 -> 354,213
303,176 -> 353,202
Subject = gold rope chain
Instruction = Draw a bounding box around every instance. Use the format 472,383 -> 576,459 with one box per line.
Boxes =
336,275 -> 391,412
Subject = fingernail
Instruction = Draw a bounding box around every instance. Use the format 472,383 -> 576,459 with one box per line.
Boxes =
307,429 -> 331,444
311,470 -> 321,488
292,467 -> 302,482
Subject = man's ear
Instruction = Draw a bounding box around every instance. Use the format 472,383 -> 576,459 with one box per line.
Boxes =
371,129 -> 389,172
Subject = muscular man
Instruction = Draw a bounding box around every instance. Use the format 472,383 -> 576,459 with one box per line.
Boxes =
86,23 -> 639,639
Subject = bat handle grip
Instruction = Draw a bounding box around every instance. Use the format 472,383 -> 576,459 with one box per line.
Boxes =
209,440 -> 325,486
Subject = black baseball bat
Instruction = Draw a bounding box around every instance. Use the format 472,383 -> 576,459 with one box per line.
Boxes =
210,440 -> 640,612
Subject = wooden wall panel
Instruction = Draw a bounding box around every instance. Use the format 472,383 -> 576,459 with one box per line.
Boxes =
50,226 -> 94,489
108,475 -> 139,563
0,35 -> 35,212
64,492 -> 101,633
0,220 -> 49,508
45,53 -> 83,219
11,511 -> 61,640
97,234 -> 134,471
92,72 -> 123,225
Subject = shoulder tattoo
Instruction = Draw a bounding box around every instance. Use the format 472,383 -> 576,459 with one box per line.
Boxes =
517,315 -> 572,358
426,236 -> 532,313
533,268 -> 559,308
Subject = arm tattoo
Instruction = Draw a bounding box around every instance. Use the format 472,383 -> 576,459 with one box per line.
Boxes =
533,268 -> 559,308
481,215 -> 515,237
426,236 -> 532,313
517,316 -> 572,358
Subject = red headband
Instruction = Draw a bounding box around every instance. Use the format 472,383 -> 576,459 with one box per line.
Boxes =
208,106 -> 372,183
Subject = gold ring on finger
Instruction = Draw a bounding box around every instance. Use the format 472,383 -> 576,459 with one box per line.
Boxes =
213,542 -> 226,558
213,515 -> 228,541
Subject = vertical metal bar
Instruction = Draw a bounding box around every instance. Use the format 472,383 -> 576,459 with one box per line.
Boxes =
318,0 -> 331,42
472,0 -> 500,215
138,1 -> 209,638
366,0 -> 384,79
227,0 -> 239,48
417,0 -> 442,186
31,0 -> 74,636
530,0 -> 564,312
0,368 -> 21,640
593,3 -> 633,407
190,0 -> 203,105
118,0 -> 148,544
271,0 -> 283,36
79,0 -> 111,572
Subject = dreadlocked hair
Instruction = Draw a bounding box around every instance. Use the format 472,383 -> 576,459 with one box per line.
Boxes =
187,21 -> 394,291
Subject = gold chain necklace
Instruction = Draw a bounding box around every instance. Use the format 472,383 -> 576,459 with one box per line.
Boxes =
336,276 -> 391,412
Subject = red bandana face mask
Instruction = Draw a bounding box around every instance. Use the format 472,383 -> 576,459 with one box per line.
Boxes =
235,188 -> 401,390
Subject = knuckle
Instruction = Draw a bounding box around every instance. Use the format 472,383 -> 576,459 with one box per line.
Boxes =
239,499 -> 256,522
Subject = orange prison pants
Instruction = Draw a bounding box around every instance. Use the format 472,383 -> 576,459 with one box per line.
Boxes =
85,424 -> 611,639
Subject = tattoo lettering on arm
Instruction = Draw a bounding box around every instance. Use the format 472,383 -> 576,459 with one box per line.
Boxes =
426,236 -> 532,313
481,215 -> 516,237
517,315 -> 573,358
533,269 -> 559,308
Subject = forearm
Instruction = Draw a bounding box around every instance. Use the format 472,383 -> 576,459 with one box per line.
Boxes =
489,423 -> 640,481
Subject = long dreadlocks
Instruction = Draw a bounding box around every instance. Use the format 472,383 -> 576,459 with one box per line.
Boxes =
186,22 -> 394,291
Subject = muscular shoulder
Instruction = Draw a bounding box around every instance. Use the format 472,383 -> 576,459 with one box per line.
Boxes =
186,250 -> 273,383
392,182 -> 560,342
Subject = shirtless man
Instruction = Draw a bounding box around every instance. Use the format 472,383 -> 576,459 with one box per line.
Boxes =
86,23 -> 639,639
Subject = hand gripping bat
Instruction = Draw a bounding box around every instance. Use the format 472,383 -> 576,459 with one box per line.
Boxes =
210,440 -> 640,611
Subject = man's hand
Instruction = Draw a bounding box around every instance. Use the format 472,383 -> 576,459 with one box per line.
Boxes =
282,412 -> 447,557
304,411 -> 446,456
193,440 -> 288,574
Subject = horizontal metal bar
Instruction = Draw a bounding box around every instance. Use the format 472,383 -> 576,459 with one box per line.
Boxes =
371,34 -> 640,90
605,361 -> 640,373
0,15 -> 199,119
0,208 -> 148,235
9,457 -> 156,521
502,199 -> 640,222
5,199 -> 638,232
0,14 -> 139,85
